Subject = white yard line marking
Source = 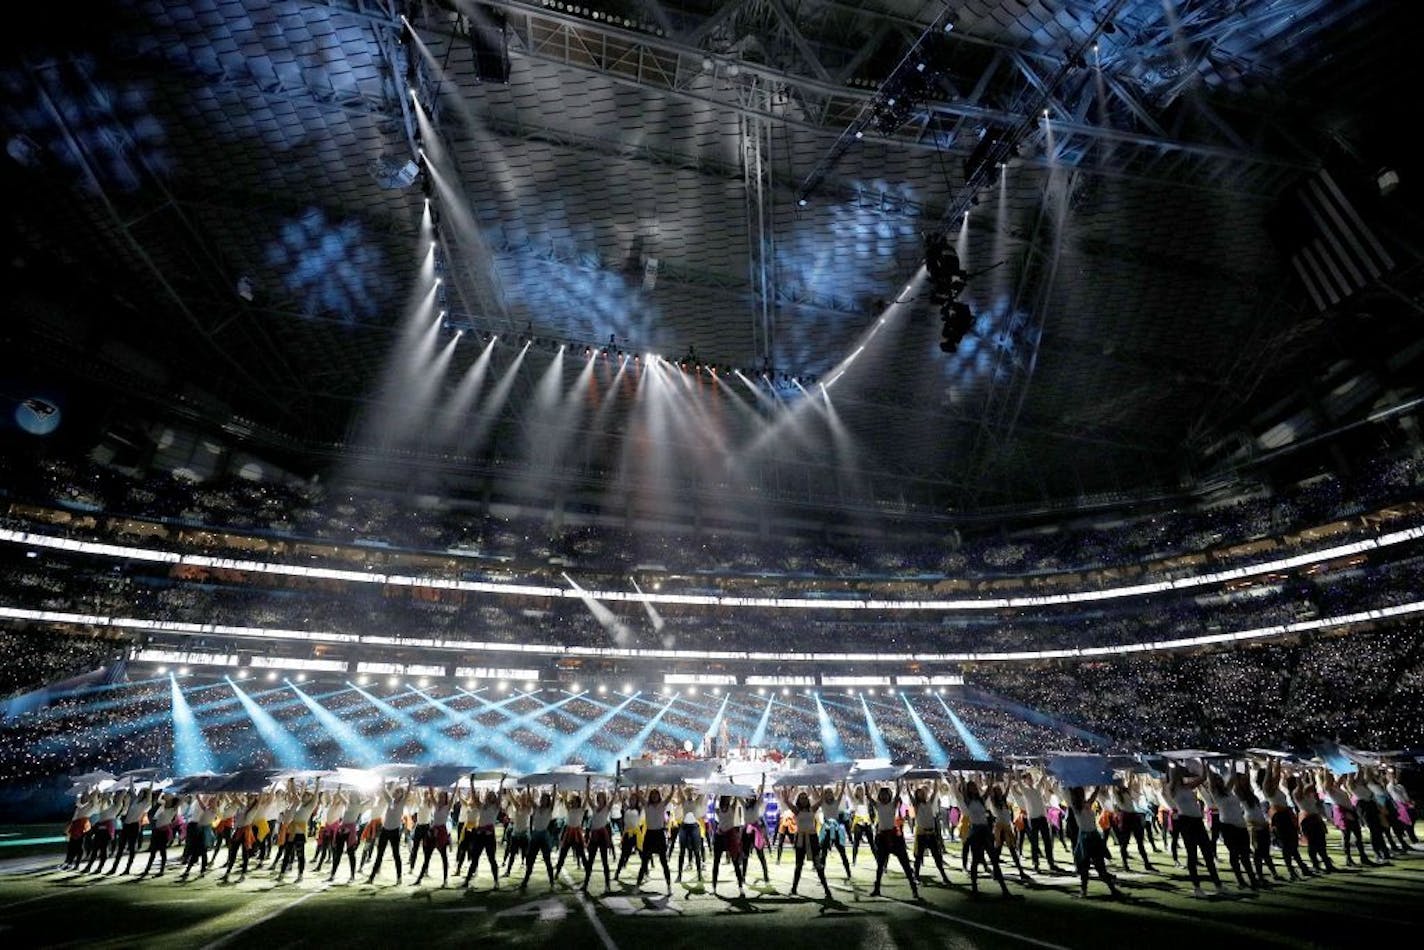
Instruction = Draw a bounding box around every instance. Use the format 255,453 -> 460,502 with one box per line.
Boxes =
561,871 -> 619,950
829,883 -> 1071,950
197,885 -> 325,950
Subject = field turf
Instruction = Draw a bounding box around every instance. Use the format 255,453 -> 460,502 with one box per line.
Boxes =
1,826 -> 1421,948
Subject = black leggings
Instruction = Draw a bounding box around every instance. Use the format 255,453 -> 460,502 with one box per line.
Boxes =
110,822 -> 142,874
1114,812 -> 1154,871
521,831 -> 554,888
791,833 -> 830,896
1300,814 -> 1333,870
850,821 -> 876,863
636,828 -> 671,889
872,829 -> 917,893
1024,815 -> 1057,870
554,831 -> 586,877
1219,823 -> 1256,887
1073,830 -> 1116,893
1250,823 -> 1278,880
711,830 -> 744,888
740,827 -> 769,881
326,830 -> 357,881
582,830 -> 614,890
280,832 -> 307,876
464,828 -> 499,883
83,826 -> 113,873
966,825 -> 1006,893
407,824 -> 429,871
1176,815 -> 1221,888
615,832 -> 638,876
419,833 -> 449,883
369,828 -> 402,881
913,831 -> 949,882
1358,800 -> 1392,860
222,827 -> 254,876
675,824 -> 702,876
141,827 -> 172,876
1270,810 -> 1310,876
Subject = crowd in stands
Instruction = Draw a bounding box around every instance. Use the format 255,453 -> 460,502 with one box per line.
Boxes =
1,449 -> 1421,593
978,624 -> 1424,754
1,538 -> 1419,697
5,618 -> 1421,820
0,629 -> 125,696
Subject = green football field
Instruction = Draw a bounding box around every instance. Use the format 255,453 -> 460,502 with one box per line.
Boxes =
1,826 -> 1421,949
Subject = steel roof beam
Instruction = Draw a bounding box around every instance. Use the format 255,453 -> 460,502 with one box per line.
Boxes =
409,0 -> 1312,176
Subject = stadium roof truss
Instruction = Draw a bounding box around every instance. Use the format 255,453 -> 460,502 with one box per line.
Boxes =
3,0 -> 1417,515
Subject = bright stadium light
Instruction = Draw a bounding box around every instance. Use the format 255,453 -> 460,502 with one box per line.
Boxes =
598,684 -> 607,695
622,683 -> 633,694
358,675 -> 370,685
266,671 -> 278,682
498,681 -> 509,692
388,676 -> 400,688
418,677 -> 429,688
296,673 -> 306,682
570,683 -> 581,694
524,681 -> 536,692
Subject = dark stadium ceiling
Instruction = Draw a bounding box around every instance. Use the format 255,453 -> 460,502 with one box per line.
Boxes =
3,0 -> 1423,518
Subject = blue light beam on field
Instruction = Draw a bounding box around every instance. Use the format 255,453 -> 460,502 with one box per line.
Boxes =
291,685 -> 381,766
351,685 -> 466,763
934,694 -> 989,760
170,675 -> 216,776
813,693 -> 846,761
750,694 -> 776,747
226,679 -> 309,768
901,694 -> 948,767
543,694 -> 638,769
703,692 -> 731,741
610,693 -> 677,768
860,694 -> 890,760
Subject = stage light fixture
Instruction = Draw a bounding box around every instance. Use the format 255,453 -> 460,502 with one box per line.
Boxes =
623,683 -> 633,693
781,687 -> 790,696
237,670 -> 249,680
157,666 -> 168,674
524,681 -> 536,692
388,676 -> 399,687
598,684 -> 607,694
571,683 -> 581,693
758,687 -> 766,696
467,679 -> 477,689
359,674 -> 370,685
498,681 -> 509,692
296,673 -> 306,682
712,687 -> 721,695
418,677 -> 429,687
267,671 -> 278,682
